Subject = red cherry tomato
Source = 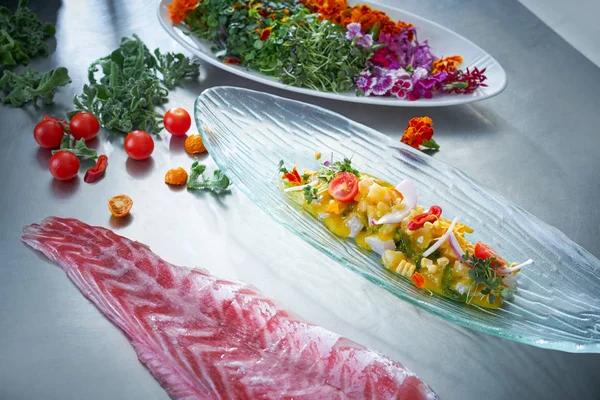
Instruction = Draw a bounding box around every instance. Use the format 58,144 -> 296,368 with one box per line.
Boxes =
163,108 -> 191,137
49,151 -> 80,181
124,130 -> 154,160
328,172 -> 359,203
70,112 -> 100,141
474,242 -> 507,268
34,120 -> 64,149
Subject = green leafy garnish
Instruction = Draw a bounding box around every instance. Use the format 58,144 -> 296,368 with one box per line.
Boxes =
73,35 -> 200,134
0,67 -> 71,107
316,158 -> 360,182
303,185 -> 319,203
0,0 -> 55,68
186,160 -> 232,192
153,48 -> 201,89
422,139 -> 440,151
53,137 -> 97,159
462,251 -> 512,304
184,1 -> 370,93
278,159 -> 288,174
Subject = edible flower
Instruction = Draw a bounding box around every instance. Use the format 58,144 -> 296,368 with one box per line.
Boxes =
259,27 -> 272,41
302,0 -> 414,39
401,116 -> 439,151
411,272 -> 425,288
432,55 -> 463,74
168,0 -> 198,24
282,166 -> 302,185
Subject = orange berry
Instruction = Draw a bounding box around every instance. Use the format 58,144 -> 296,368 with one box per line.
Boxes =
184,134 -> 207,155
165,167 -> 188,186
108,195 -> 133,218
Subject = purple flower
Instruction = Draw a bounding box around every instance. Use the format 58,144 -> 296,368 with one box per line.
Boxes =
412,67 -> 428,81
356,72 -> 376,95
346,22 -> 362,40
356,33 -> 373,49
372,73 -> 394,95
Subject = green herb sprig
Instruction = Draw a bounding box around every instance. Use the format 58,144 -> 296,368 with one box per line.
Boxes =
183,0 -> 370,93
0,0 -> 55,68
0,67 -> 71,107
303,185 -> 319,203
53,137 -> 97,159
73,35 -> 199,134
316,158 -> 360,182
462,251 -> 514,304
186,160 -> 232,192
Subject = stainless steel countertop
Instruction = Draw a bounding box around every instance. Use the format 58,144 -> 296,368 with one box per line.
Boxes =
1,1 -> 599,399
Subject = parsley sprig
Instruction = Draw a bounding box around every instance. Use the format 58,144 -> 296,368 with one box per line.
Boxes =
186,160 -> 232,192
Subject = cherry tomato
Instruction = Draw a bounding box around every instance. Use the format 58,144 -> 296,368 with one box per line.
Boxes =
49,151 -> 80,181
328,172 -> 359,203
163,108 -> 191,137
70,112 -> 100,141
34,120 -> 64,149
474,242 -> 507,268
124,130 -> 154,160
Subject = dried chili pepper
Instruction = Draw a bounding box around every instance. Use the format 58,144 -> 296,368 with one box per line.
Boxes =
407,205 -> 442,230
83,155 -> 108,183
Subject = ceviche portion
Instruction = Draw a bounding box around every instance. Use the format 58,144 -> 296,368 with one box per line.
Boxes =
279,158 -> 532,308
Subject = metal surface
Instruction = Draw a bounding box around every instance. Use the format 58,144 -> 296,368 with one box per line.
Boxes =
0,0 -> 598,399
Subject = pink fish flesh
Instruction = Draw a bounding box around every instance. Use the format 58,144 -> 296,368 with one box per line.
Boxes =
22,217 -> 438,400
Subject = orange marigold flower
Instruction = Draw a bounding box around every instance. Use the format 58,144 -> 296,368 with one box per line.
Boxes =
300,0 -> 414,39
168,0 -> 198,24
401,117 -> 439,151
411,272 -> 425,288
282,166 -> 302,185
432,55 -> 464,74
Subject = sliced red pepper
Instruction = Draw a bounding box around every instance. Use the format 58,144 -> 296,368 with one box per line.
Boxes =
84,155 -> 108,183
407,205 -> 442,230
282,166 -> 302,185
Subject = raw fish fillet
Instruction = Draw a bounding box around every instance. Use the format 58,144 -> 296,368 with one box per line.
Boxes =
22,217 -> 437,400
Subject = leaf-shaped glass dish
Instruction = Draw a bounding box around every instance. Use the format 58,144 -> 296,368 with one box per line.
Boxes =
195,86 -> 600,353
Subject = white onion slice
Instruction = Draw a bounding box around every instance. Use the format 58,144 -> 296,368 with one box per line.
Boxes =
498,259 -> 533,275
501,274 -> 518,289
422,217 -> 458,258
283,180 -> 319,192
448,231 -> 465,261
365,236 -> 396,255
345,215 -> 364,238
374,179 -> 418,224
